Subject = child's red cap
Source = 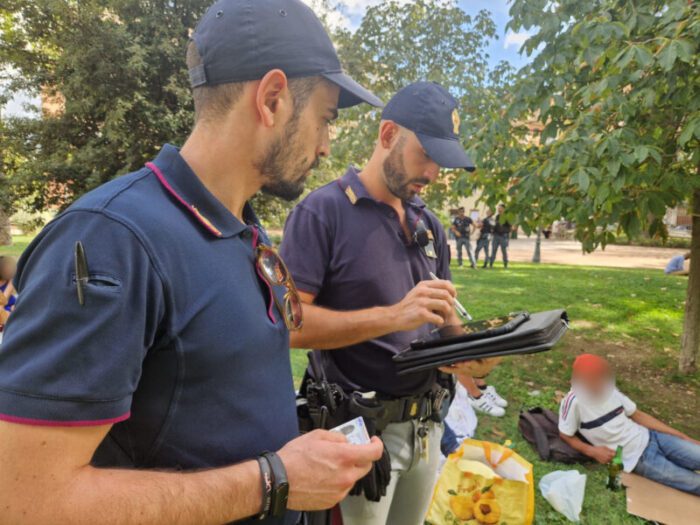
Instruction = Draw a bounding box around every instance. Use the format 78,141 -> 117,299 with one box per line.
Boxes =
572,353 -> 609,375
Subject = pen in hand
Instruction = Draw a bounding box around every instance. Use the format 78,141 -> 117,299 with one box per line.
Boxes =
428,272 -> 473,321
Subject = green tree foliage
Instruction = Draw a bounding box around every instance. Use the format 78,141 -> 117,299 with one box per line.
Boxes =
1,0 -> 203,212
1,0 -> 508,225
472,0 -> 699,249
471,0 -> 700,372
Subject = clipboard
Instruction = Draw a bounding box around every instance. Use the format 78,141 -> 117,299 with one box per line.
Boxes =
393,309 -> 569,375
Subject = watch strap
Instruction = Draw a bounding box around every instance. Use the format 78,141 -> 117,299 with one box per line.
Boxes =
262,451 -> 289,518
256,456 -> 273,520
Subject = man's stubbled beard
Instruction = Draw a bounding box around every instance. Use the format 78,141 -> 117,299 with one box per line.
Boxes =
382,135 -> 429,201
256,104 -> 320,201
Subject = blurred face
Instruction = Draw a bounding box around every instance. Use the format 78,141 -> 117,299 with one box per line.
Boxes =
457,209 -> 465,217
572,370 -> 615,403
382,130 -> 440,201
259,80 -> 339,201
497,205 -> 505,214
0,257 -> 16,282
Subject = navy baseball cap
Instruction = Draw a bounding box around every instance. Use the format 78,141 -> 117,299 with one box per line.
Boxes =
382,82 -> 475,171
190,0 -> 383,108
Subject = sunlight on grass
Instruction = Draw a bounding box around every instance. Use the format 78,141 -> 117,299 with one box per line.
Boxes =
0,235 -> 34,258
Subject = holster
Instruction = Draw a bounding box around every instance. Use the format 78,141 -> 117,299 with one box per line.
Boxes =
297,354 -> 455,505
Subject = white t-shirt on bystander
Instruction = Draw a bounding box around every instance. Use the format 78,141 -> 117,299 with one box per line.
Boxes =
559,387 -> 649,472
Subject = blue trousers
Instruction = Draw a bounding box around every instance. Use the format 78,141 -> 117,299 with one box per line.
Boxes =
633,430 -> 700,495
475,237 -> 490,264
455,237 -> 475,267
489,234 -> 509,267
440,422 -> 461,457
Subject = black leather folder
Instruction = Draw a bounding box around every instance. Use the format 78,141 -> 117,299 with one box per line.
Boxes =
393,309 -> 569,375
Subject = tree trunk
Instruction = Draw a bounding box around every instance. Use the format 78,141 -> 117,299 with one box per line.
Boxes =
532,227 -> 542,263
0,208 -> 11,246
679,187 -> 700,374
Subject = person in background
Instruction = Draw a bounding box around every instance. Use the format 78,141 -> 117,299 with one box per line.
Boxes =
489,204 -> 511,269
451,207 -> 476,269
440,376 -> 478,457
447,209 -> 457,241
441,372 -> 508,458
474,209 -> 494,268
664,252 -> 690,275
0,256 -> 17,331
559,354 -> 700,495
464,375 -> 507,418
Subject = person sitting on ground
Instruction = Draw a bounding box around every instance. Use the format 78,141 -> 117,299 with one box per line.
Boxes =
559,353 -> 700,495
0,256 -> 17,328
664,251 -> 691,275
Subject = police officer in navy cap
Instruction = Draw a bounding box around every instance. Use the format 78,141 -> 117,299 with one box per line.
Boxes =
0,1 -> 384,523
281,81 -> 498,525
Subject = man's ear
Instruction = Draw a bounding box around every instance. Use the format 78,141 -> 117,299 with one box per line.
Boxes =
254,69 -> 290,128
378,120 -> 401,150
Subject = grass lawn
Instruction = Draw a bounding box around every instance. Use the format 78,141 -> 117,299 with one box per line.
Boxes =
291,262 -> 698,525
0,235 -> 34,258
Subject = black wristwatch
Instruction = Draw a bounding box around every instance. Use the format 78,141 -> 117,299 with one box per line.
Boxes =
260,451 -> 289,518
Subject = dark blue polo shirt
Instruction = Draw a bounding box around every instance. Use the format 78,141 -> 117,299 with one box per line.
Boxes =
0,145 -> 298,525
280,167 -> 451,397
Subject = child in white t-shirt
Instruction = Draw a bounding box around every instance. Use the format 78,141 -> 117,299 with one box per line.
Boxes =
558,354 -> 700,495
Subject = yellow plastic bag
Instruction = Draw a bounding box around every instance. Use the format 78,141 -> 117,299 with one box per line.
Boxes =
425,439 -> 535,525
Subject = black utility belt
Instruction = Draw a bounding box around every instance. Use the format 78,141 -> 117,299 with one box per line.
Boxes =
374,388 -> 450,425
299,351 -> 455,435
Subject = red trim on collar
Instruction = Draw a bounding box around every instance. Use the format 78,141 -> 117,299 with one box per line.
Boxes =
146,162 -> 223,238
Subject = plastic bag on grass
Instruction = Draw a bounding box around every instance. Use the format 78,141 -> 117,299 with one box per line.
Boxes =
539,470 -> 587,522
426,439 -> 534,525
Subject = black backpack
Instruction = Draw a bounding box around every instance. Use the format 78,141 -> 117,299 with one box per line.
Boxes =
518,407 -> 591,463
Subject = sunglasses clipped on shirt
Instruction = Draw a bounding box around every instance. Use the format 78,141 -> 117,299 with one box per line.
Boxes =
255,244 -> 304,331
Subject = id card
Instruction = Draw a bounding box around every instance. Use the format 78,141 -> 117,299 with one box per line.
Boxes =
331,417 -> 371,445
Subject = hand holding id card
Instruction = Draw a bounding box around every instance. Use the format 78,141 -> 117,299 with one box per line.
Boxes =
331,417 -> 371,445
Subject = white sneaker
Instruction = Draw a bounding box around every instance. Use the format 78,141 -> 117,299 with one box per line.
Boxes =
468,394 -> 505,417
483,385 -> 508,408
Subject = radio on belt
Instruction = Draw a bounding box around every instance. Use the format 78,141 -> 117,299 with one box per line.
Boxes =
331,416 -> 371,445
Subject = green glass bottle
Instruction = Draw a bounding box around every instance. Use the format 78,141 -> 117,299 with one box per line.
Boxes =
607,445 -> 624,491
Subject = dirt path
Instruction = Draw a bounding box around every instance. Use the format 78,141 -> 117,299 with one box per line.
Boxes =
455,237 -> 684,270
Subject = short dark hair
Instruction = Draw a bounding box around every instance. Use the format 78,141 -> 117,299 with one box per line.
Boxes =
186,41 -> 320,124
